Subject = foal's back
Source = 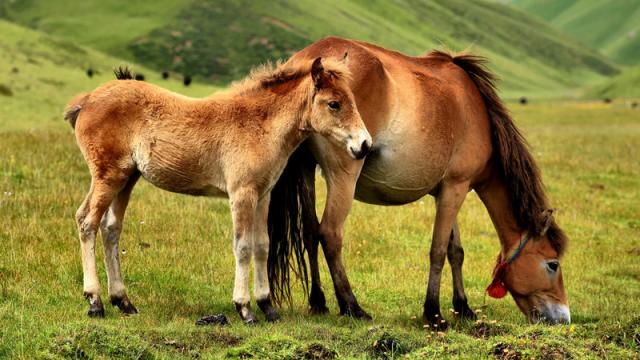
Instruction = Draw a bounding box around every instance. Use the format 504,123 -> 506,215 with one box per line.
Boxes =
72,80 -> 228,196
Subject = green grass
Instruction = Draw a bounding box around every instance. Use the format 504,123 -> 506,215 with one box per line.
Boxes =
1,97 -> 639,358
1,8 -> 639,359
513,0 -> 640,66
1,0 -> 618,96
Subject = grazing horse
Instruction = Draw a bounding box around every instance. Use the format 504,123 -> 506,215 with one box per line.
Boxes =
64,57 -> 371,323
268,37 -> 570,326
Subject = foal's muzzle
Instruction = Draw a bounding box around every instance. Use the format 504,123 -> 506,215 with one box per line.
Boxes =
347,129 -> 372,160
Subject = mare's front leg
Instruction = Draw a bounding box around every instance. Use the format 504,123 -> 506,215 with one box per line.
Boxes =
253,194 -> 280,322
230,188 -> 259,324
447,220 -> 476,320
424,182 -> 469,329
315,151 -> 370,319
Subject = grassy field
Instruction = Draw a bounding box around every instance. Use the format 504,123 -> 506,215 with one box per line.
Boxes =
1,7 -> 639,359
1,0 -> 617,96
1,84 -> 639,358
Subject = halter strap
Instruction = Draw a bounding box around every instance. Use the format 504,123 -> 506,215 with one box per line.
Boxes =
486,231 -> 532,299
505,231 -> 532,264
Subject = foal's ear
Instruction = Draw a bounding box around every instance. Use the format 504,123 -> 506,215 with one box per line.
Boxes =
311,57 -> 325,89
341,52 -> 349,65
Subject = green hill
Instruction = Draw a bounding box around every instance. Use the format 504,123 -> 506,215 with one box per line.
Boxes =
1,0 -> 618,97
512,0 -> 640,66
586,65 -> 640,99
0,20 -> 216,132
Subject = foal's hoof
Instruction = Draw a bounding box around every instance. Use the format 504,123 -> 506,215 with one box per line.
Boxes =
85,293 -> 105,318
341,305 -> 373,320
423,312 -> 448,331
235,302 -> 259,325
257,298 -> 281,322
309,287 -> 329,315
111,295 -> 138,315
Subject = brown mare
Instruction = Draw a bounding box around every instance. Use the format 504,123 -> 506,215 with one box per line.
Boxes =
269,37 -> 570,326
64,58 -> 372,323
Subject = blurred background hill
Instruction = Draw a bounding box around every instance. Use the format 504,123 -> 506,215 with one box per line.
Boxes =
0,0 -> 638,103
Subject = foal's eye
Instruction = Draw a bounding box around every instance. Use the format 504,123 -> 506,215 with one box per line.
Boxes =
328,101 -> 341,110
546,260 -> 560,273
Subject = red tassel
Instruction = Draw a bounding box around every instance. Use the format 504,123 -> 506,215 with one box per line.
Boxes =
486,261 -> 509,299
487,279 -> 508,298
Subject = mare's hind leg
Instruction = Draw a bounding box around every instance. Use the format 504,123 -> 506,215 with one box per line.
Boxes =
423,182 -> 468,329
447,220 -> 476,320
300,160 -> 329,315
76,180 -> 124,317
100,173 -> 140,315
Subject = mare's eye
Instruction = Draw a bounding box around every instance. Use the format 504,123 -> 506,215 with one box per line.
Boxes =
546,260 -> 560,273
328,101 -> 341,110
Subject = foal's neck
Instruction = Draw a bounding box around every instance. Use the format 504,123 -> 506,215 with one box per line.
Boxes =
211,81 -> 310,152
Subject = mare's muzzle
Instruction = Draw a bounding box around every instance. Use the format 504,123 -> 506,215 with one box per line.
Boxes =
532,302 -> 571,324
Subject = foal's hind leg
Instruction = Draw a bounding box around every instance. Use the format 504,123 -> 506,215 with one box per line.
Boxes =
76,180 -> 123,317
253,194 -> 280,322
100,173 -> 140,315
447,220 -> 476,320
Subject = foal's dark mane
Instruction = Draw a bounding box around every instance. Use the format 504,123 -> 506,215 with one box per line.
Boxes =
427,50 -> 567,255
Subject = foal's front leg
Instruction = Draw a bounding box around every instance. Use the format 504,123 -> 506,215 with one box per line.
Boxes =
230,188 -> 259,324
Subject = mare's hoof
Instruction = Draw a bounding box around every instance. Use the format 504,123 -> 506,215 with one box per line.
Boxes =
85,293 -> 105,318
309,304 -> 330,315
341,305 -> 373,320
196,314 -> 229,326
111,296 -> 138,315
423,312 -> 448,331
257,298 -> 280,322
235,302 -> 259,325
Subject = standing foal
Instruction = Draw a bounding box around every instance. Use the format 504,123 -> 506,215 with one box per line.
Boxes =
64,58 -> 371,323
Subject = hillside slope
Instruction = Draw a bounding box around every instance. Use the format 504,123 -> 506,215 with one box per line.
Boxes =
586,65 -> 640,99
0,20 -> 215,132
1,0 -> 618,97
513,0 -> 640,66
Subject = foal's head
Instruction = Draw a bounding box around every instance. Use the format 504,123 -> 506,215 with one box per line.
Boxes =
305,57 -> 372,159
490,218 -> 570,324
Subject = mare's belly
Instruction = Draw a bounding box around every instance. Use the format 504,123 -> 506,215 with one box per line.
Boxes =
354,129 -> 450,205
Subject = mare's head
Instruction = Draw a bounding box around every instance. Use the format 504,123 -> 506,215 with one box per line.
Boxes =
489,212 -> 570,324
305,57 -> 371,159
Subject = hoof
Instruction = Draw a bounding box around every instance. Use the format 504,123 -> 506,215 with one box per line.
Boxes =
423,312 -> 448,331
235,302 -> 259,325
257,298 -> 281,322
340,305 -> 372,320
309,304 -> 330,315
453,299 -> 477,321
85,293 -> 105,318
111,295 -> 138,315
196,314 -> 229,326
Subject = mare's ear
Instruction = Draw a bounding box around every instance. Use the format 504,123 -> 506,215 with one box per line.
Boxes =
311,57 -> 325,89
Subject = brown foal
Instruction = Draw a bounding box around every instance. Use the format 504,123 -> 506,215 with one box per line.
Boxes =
65,57 -> 371,323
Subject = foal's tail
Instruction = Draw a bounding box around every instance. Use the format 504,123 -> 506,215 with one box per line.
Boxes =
63,93 -> 90,129
267,144 -> 316,306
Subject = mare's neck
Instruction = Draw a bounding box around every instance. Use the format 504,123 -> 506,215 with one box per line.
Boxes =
475,173 -> 526,257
